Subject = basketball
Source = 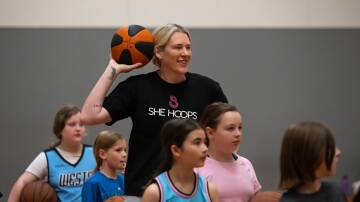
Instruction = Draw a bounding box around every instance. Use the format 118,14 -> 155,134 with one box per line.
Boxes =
20,181 -> 57,202
104,196 -> 125,202
111,24 -> 154,66
250,191 -> 281,202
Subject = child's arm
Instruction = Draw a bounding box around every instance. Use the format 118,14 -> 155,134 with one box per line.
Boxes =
8,172 -> 38,202
141,183 -> 160,202
208,181 -> 219,202
81,181 -> 98,202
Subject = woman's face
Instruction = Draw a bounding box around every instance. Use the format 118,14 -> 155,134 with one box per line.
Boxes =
61,112 -> 85,145
207,111 -> 242,155
315,147 -> 341,177
157,32 -> 191,75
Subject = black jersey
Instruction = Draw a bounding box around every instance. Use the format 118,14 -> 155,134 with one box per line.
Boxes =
103,71 -> 227,196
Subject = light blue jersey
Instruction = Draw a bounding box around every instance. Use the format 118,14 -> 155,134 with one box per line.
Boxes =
45,145 -> 96,202
155,171 -> 211,202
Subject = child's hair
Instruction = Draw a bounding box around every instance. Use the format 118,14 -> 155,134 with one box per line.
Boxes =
93,130 -> 125,171
199,102 -> 239,145
279,121 -> 336,189
157,118 -> 202,174
51,104 -> 81,148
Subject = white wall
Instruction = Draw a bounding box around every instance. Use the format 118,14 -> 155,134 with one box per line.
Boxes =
1,0 -> 360,28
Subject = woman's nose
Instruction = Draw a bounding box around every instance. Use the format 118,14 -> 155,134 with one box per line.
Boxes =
181,47 -> 190,56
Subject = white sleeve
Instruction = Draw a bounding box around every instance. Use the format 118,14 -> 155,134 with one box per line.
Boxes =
25,152 -> 48,180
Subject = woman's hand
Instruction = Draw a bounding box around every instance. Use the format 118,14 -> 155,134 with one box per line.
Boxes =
107,57 -> 143,79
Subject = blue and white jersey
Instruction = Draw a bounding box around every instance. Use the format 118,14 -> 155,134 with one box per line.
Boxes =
44,145 -> 96,202
155,171 -> 211,202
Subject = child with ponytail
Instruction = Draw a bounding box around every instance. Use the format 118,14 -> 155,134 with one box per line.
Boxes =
82,130 -> 127,202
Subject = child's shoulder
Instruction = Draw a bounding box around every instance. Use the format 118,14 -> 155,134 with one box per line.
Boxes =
143,182 -> 161,201
84,171 -> 103,184
234,154 -> 252,164
116,174 -> 125,181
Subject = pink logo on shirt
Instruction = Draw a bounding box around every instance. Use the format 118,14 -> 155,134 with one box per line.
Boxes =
169,95 -> 179,109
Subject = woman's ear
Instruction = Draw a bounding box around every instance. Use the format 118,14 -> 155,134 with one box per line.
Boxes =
154,46 -> 163,60
170,144 -> 181,159
98,149 -> 107,160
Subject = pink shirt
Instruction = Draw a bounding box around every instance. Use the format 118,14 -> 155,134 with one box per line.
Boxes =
196,154 -> 261,202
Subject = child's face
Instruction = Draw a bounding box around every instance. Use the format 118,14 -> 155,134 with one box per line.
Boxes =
315,147 -> 341,178
104,139 -> 127,172
61,112 -> 85,144
207,111 -> 242,154
176,129 -> 208,168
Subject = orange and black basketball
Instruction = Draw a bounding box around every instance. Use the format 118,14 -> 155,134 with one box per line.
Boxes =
111,24 -> 154,66
20,181 -> 57,202
105,196 -> 125,202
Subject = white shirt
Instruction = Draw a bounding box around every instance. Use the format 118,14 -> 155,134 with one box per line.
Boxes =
26,147 -> 81,179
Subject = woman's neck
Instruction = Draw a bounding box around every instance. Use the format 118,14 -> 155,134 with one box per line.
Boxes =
297,179 -> 322,194
100,164 -> 117,179
58,142 -> 82,154
208,147 -> 235,162
157,69 -> 186,84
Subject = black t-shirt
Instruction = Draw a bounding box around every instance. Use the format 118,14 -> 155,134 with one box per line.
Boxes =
280,181 -> 346,202
103,71 -> 227,196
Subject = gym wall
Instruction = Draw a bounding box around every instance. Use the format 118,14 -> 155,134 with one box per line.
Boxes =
1,0 -> 360,199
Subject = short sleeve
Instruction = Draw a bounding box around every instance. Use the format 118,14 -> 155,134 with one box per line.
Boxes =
25,152 -> 48,179
242,157 -> 262,193
249,161 -> 262,193
81,180 -> 99,202
213,81 -> 228,103
103,77 -> 138,125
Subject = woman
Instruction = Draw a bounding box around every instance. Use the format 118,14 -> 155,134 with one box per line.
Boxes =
8,105 -> 96,202
81,23 -> 227,198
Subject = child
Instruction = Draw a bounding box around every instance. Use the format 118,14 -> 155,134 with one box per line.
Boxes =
8,105 -> 96,202
81,130 -> 127,202
196,102 -> 261,202
279,121 -> 346,202
141,119 -> 219,202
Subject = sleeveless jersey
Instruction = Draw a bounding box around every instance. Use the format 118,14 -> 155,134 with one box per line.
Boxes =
44,145 -> 96,202
155,171 -> 211,202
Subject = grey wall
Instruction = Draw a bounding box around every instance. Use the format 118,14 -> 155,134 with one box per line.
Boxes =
1,28 -> 359,199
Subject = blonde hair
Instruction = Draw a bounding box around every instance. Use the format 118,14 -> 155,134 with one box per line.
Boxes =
93,130 -> 125,171
152,23 -> 191,67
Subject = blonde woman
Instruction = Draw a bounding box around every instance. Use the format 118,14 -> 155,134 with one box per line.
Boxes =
81,23 -> 227,198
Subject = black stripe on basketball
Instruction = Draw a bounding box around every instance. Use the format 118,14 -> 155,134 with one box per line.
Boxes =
128,25 -> 145,37
119,49 -> 132,65
33,181 -> 40,201
40,183 -> 52,202
135,42 -> 154,60
111,34 -> 123,47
